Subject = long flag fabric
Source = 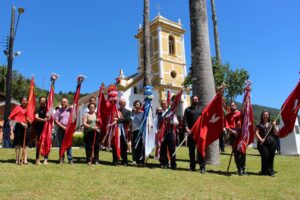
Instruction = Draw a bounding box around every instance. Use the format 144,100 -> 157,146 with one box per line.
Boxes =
97,85 -> 109,135
101,85 -> 121,159
155,90 -> 182,158
38,77 -> 56,156
135,86 -> 156,158
59,76 -> 84,158
27,77 -> 36,123
191,92 -> 224,157
279,81 -> 300,138
106,101 -> 121,159
236,83 -> 254,154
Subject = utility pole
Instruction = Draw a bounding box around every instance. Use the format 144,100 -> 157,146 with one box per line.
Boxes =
3,7 -> 25,148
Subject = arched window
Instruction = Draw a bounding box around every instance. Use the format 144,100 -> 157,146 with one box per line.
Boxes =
134,86 -> 138,94
168,35 -> 175,55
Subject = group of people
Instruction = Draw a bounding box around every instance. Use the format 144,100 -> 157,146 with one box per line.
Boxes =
7,94 -> 280,177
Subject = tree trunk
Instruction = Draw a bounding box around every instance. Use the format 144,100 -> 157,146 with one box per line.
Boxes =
210,0 -> 221,64
189,0 -> 219,165
143,0 -> 151,86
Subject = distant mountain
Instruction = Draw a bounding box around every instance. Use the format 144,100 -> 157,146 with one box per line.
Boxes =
236,102 -> 280,125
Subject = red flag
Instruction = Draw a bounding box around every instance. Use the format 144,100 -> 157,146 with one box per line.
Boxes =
279,81 -> 300,138
97,85 -> 108,133
38,76 -> 56,156
236,83 -> 254,153
191,92 -> 224,157
59,76 -> 84,158
155,90 -> 182,158
26,77 -> 36,123
103,85 -> 121,159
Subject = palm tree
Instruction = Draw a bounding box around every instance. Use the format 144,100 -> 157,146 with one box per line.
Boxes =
143,0 -> 151,87
211,0 -> 222,64
189,0 -> 219,165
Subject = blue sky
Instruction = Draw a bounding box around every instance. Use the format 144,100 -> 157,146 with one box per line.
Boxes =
0,0 -> 299,109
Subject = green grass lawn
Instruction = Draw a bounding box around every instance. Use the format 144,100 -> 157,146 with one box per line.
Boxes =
0,147 -> 299,200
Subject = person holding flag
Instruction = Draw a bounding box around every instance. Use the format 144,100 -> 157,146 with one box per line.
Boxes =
83,102 -> 100,166
158,91 -> 182,170
9,77 -> 35,164
131,100 -> 144,165
102,84 -> 124,165
190,87 -> 224,174
35,96 -> 48,165
226,81 -> 254,176
58,75 -> 85,164
225,102 -> 243,175
183,95 -> 202,172
116,98 -> 131,166
37,74 -> 58,163
55,98 -> 73,164
9,97 -> 30,164
255,111 -> 278,176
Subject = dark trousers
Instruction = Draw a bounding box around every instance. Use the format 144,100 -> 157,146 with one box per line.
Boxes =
132,130 -> 145,164
234,150 -> 246,171
187,134 -> 206,170
160,129 -> 176,168
131,130 -> 138,162
258,142 -> 276,175
84,131 -> 100,163
112,134 -> 128,164
57,127 -> 73,161
219,131 -> 225,152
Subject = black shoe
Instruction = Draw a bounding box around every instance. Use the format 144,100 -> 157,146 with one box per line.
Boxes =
113,161 -> 119,166
171,165 -> 177,170
189,168 -> 196,172
269,171 -> 275,177
242,168 -> 248,175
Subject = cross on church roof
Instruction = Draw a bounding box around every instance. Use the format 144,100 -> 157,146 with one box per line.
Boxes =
156,3 -> 163,16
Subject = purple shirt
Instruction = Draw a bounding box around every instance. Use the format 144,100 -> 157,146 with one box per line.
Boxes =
54,107 -> 71,126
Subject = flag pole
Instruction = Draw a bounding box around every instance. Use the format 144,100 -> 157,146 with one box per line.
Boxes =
38,74 -> 58,162
226,148 -> 234,176
172,134 -> 188,157
262,105 -> 286,140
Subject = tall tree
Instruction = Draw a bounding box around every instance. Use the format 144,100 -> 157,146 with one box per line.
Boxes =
189,0 -> 219,164
210,0 -> 221,64
143,0 -> 151,87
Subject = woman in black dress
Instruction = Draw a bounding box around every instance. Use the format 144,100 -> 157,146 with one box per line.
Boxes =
255,110 -> 279,176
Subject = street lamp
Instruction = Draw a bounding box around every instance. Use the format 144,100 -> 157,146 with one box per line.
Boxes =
2,6 -> 25,148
